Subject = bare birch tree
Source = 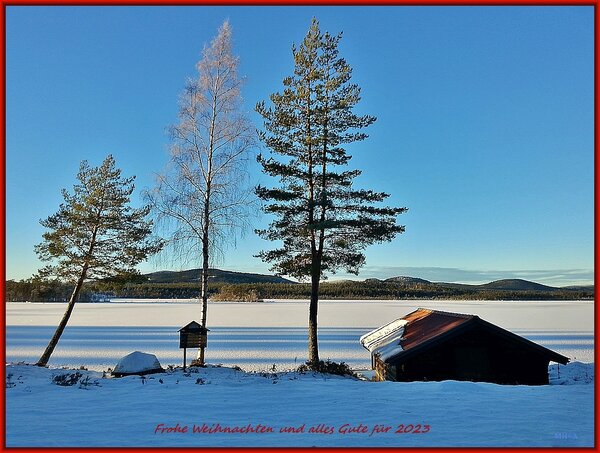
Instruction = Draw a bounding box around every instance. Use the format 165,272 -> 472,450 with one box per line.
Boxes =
145,21 -> 255,365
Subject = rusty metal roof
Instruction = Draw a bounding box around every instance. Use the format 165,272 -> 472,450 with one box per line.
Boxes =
399,308 -> 474,351
361,308 -> 569,365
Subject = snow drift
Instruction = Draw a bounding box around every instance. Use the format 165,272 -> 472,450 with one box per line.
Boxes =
112,351 -> 164,377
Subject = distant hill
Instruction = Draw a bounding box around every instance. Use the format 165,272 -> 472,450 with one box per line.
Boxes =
385,276 -> 432,285
327,279 -> 358,284
563,285 -> 595,291
384,276 -> 567,292
478,279 -> 556,292
144,268 -> 294,285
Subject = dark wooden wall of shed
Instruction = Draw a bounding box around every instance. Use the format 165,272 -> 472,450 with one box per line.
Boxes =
383,325 -> 551,385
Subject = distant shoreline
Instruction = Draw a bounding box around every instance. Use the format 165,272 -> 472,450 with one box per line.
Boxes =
5,273 -> 594,303
5,297 -> 594,305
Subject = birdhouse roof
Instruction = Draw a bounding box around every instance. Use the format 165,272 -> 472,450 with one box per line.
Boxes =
179,321 -> 209,332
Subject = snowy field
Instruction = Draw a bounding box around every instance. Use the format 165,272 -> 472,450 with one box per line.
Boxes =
5,300 -> 595,447
6,299 -> 594,371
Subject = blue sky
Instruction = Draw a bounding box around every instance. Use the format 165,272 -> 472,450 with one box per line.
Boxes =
5,6 -> 594,286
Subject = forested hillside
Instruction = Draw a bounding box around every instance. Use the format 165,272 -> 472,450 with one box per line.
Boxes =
5,274 -> 594,302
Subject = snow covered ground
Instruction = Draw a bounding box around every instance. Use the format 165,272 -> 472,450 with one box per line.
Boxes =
5,300 -> 595,447
5,362 -> 594,447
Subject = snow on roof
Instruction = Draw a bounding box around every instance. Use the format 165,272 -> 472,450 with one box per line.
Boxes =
360,318 -> 408,353
360,308 -> 471,361
374,330 -> 406,361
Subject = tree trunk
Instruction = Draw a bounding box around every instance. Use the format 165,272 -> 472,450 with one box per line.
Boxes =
197,173 -> 211,365
36,265 -> 88,367
308,269 -> 320,366
196,76 -> 217,366
197,225 -> 209,365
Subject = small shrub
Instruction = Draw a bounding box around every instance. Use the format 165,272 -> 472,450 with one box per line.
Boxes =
195,378 -> 205,385
212,285 -> 262,302
79,376 -> 100,389
297,359 -> 357,377
6,373 -> 16,388
52,372 -> 82,386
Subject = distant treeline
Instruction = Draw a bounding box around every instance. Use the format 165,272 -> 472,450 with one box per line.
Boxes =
5,279 -> 594,302
206,281 -> 594,301
5,279 -> 208,302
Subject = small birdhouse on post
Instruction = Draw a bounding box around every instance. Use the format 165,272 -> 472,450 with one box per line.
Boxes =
179,321 -> 209,370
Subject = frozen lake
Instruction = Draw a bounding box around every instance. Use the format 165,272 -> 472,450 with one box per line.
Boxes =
6,300 -> 594,372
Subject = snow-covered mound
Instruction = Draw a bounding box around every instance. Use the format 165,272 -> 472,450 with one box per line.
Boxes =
549,361 -> 593,385
112,351 -> 164,377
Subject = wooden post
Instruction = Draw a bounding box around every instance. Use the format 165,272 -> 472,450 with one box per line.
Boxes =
183,347 -> 187,371
199,345 -> 206,366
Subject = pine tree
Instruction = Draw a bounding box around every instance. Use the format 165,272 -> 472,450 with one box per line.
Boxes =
35,155 -> 162,366
145,21 -> 255,365
255,19 -> 407,366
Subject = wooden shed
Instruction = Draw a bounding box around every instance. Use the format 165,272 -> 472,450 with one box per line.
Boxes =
360,308 -> 569,385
